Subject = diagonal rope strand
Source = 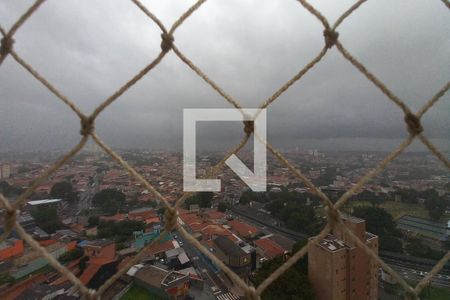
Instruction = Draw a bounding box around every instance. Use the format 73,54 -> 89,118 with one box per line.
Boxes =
0,0 -> 47,65
416,80 -> 450,118
90,51 -> 167,119
334,135 -> 415,210
417,134 -> 450,169
13,136 -> 89,209
131,0 -> 168,33
172,45 -> 243,110
335,41 -> 412,115
414,250 -> 450,295
332,0 -> 368,30
9,50 -> 85,119
15,221 -> 93,297
94,229 -> 170,297
91,132 -> 172,210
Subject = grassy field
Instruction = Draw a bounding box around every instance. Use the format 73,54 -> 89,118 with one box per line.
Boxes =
385,282 -> 450,300
348,200 -> 429,220
120,284 -> 165,300
424,286 -> 450,300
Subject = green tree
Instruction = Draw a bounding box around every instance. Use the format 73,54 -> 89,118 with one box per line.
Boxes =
266,199 -> 317,234
88,216 -> 99,228
291,238 -> 308,271
405,237 -> 444,260
185,192 -> 214,209
352,206 -> 403,253
0,181 -> 23,198
50,181 -> 78,202
423,190 -> 446,220
352,206 -> 396,237
218,202 -> 228,213
93,189 -> 126,215
59,247 -> 84,263
97,220 -> 145,243
31,205 -> 61,233
253,256 -> 314,300
239,191 -> 269,205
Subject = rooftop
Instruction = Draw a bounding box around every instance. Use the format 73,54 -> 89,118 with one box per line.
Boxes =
213,236 -> 246,257
317,234 -> 347,252
341,212 -> 365,224
397,215 -> 448,241
228,219 -> 259,238
254,238 -> 285,259
135,265 -> 168,288
27,199 -> 61,206
83,239 -> 114,248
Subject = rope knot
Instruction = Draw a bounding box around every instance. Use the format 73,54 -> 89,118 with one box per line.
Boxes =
323,28 -> 339,49
161,33 -> 174,53
404,113 -> 423,135
80,116 -> 94,136
243,121 -> 254,135
0,35 -> 14,57
326,206 -> 340,229
164,207 -> 178,232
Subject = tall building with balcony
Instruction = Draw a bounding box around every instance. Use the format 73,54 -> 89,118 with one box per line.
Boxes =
308,215 -> 379,300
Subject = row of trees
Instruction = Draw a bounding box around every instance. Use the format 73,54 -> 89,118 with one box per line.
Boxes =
238,190 -> 322,235
184,192 -> 214,209
93,189 -> 126,215
50,181 -> 78,202
0,181 -> 23,198
97,219 -> 145,243
352,206 -> 403,253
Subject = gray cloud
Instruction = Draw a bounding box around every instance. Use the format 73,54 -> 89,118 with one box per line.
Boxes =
0,0 -> 449,152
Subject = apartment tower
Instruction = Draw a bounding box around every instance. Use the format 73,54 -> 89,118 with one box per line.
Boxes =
308,215 -> 379,300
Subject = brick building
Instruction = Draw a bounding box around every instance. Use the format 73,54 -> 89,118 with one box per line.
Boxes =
212,236 -> 254,280
308,215 -> 379,300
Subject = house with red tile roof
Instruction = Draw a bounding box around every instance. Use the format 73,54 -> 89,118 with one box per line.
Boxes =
203,210 -> 226,223
254,238 -> 286,259
142,240 -> 177,259
227,219 -> 259,240
0,238 -> 24,261
128,208 -> 157,221
99,213 -> 126,222
78,239 -> 118,289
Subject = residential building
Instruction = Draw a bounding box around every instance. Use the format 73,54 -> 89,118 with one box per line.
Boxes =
212,236 -> 253,280
130,264 -> 191,299
308,215 -> 379,300
79,239 -> 118,289
1,164 -> 11,179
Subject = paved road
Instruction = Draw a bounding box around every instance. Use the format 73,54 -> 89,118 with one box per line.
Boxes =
174,229 -> 233,299
385,259 -> 450,289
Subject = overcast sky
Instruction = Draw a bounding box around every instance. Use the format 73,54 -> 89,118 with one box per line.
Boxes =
0,0 -> 449,152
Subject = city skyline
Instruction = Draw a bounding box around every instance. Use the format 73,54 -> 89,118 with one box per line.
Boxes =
0,0 -> 449,152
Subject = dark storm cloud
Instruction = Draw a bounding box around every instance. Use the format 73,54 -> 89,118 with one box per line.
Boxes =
0,0 -> 449,152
